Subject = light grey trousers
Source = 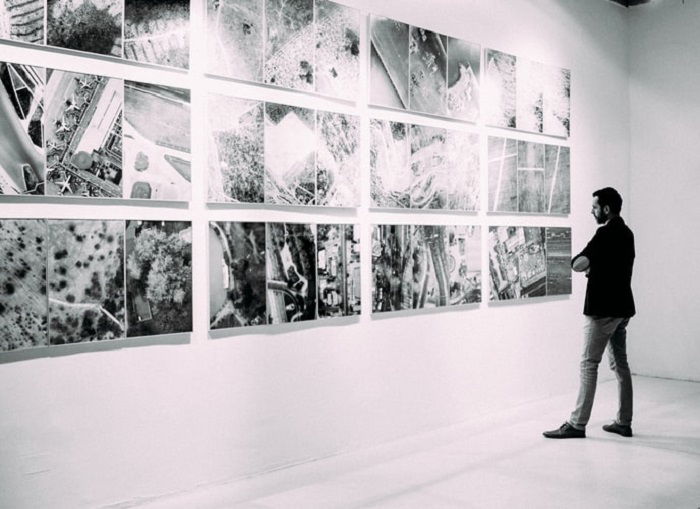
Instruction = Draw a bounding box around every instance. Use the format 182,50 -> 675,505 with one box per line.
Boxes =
569,316 -> 633,430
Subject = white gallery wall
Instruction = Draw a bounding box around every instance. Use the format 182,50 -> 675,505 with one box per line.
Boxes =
0,1 -> 633,507
628,0 -> 700,382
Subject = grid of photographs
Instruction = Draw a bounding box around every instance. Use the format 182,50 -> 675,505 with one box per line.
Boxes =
488,226 -> 571,301
206,0 -> 360,101
0,218 -> 192,351
209,221 -> 360,330
207,95 -> 359,207
372,224 -> 481,313
370,15 -> 480,122
370,118 -> 480,211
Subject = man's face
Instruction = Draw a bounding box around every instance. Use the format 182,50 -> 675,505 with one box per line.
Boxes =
591,196 -> 608,224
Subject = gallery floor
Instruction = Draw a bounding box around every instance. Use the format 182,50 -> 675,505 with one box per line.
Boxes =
139,376 -> 700,508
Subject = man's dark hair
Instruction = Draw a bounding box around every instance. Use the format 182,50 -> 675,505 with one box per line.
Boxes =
593,187 -> 623,215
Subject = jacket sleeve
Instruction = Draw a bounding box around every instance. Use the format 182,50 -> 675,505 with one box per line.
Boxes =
571,229 -> 603,267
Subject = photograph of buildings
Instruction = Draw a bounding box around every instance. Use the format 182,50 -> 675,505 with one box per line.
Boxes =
47,219 -> 125,344
484,49 -> 517,129
371,224 -> 411,313
207,94 -> 264,203
123,81 -> 191,201
447,37 -> 480,121
0,0 -> 44,44
370,15 -> 409,110
44,71 -> 123,198
209,221 -> 267,330
409,27 -> 447,116
370,119 -> 410,208
317,224 -> 360,318
316,110 -> 360,207
266,222 -> 317,323
124,0 -> 190,69
0,61 -> 45,195
47,0 -> 122,57
0,219 -> 48,351
125,220 -> 192,337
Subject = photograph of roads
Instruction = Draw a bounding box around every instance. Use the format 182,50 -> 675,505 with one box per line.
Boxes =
488,226 -> 571,301
0,0 -> 44,44
370,118 -> 480,210
372,224 -> 481,313
47,0 -> 123,57
370,15 -> 480,121
484,48 -> 571,137
206,0 -> 359,101
317,224 -> 360,318
488,136 -> 570,214
0,62 -> 45,195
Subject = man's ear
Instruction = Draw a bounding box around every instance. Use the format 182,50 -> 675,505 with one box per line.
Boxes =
603,205 -> 611,215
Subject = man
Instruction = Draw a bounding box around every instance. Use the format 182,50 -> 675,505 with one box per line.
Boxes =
544,187 -> 636,439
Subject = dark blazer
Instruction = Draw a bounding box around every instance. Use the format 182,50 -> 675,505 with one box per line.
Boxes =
572,216 -> 636,317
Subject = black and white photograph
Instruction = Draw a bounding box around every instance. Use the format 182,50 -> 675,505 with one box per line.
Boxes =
264,0 -> 314,91
0,61 -> 45,195
517,140 -> 546,213
444,130 -> 480,211
209,221 -> 267,330
543,65 -> 571,137
266,222 -> 317,323
370,119 -> 410,208
47,0 -> 122,57
409,123 -> 448,209
314,0 -> 360,101
125,220 -> 192,337
44,71 -> 123,198
317,223 -> 360,318
515,57 -> 545,134
0,0 -> 44,44
207,94 -> 264,204
316,110 -> 360,207
124,0 -> 190,69
0,219 -> 48,351
264,102 -> 316,206
123,81 -> 191,201
487,136 -> 518,212
447,37 -> 480,121
489,226 -> 547,301
408,26 -> 447,116
47,219 -> 125,344
369,15 -> 409,110
544,226 -> 571,296
484,48 -> 517,128
371,223 -> 411,313
544,144 -> 570,214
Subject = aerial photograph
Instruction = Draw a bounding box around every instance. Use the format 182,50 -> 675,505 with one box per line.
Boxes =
316,110 -> 360,207
124,0 -> 190,69
123,81 -> 191,201
317,223 -> 360,318
371,223 -> 411,313
543,65 -> 571,137
125,220 -> 192,337
207,93 -> 264,203
447,37 -> 480,121
0,61 -> 45,195
369,15 -> 409,109
0,219 -> 48,351
408,26 -> 447,116
517,140 -> 546,213
489,226 -> 547,301
516,58 -> 545,134
409,123 -> 448,209
484,49 -> 517,129
370,118 -> 410,208
0,0 -> 44,44
444,130 -> 480,211
207,0 -> 262,81
545,227 -> 572,296
544,144 -> 570,214
487,136 -> 518,212
44,71 -> 123,198
48,219 -> 125,344
209,221 -> 267,330
266,222 -> 317,323
47,0 -> 122,57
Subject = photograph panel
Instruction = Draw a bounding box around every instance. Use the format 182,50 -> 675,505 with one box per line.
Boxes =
515,57 -> 545,134
409,26 -> 447,116
209,221 -> 266,329
0,219 -> 48,351
489,226 -> 546,301
123,81 -> 191,201
0,0 -> 44,44
517,140 -> 545,213
266,222 -> 317,323
47,0 -> 122,57
124,0 -> 190,69
207,94 -> 264,203
264,0 -> 314,91
372,224 -> 412,312
314,0 -> 360,101
317,224 -> 360,318
125,220 -> 192,337
487,136 -> 517,212
48,219 -> 125,344
543,66 -> 570,137
316,110 -> 360,207
370,118 -> 410,208
369,15 -> 409,109
447,37 -> 480,121
444,130 -> 480,211
484,49 -> 516,128
545,227 -> 572,296
409,123 -> 447,209
544,144 -> 570,214
0,62 -> 45,195
44,71 -> 123,198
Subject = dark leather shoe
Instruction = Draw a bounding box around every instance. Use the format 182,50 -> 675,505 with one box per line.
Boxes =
603,422 -> 633,437
543,422 -> 586,439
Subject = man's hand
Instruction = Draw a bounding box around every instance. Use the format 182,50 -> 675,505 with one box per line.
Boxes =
572,256 -> 590,272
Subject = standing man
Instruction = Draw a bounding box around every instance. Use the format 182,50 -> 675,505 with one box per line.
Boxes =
544,187 -> 636,439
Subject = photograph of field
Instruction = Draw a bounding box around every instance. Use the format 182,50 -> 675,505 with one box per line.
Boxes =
0,62 -> 45,195
48,219 -> 125,344
0,219 -> 48,351
409,27 -> 447,116
447,37 -> 480,121
316,111 -> 360,207
484,49 -> 516,129
124,0 -> 190,69
207,94 -> 264,203
517,140 -> 546,213
371,224 -> 411,312
44,71 -> 123,198
266,222 -> 317,323
369,15 -> 409,109
47,0 -> 122,57
209,221 -> 267,329
543,66 -> 571,137
317,224 -> 360,318
545,227 -> 572,296
0,0 -> 44,44
487,136 -> 518,212
125,220 -> 192,337
544,144 -> 570,214
123,81 -> 191,201
314,0 -> 359,101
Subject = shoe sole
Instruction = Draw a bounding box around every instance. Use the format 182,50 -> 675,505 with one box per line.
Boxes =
603,428 -> 632,437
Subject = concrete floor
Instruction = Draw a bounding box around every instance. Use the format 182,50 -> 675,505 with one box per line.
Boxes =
140,376 -> 700,508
